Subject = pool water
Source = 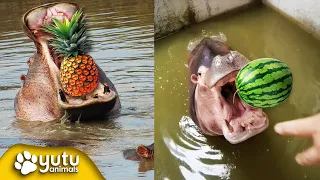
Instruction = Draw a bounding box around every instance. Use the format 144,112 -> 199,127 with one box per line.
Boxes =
155,4 -> 320,180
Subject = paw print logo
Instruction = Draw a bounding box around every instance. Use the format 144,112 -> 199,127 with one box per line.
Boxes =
14,151 -> 37,175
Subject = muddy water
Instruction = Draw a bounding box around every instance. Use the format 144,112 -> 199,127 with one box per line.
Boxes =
0,0 -> 153,179
155,5 -> 320,180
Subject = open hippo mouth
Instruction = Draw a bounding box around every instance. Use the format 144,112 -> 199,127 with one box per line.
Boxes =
189,37 -> 268,144
15,3 -> 119,121
215,71 -> 269,144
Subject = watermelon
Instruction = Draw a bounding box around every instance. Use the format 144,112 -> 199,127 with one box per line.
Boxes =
235,58 -> 293,108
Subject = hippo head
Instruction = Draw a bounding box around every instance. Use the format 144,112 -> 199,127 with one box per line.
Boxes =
15,3 -> 120,122
188,37 -> 268,144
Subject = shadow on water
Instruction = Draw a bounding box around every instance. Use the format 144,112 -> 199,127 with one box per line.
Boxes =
0,0 -> 153,179
155,4 -> 320,180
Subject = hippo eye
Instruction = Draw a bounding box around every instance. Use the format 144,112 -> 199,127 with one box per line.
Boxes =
198,72 -> 201,76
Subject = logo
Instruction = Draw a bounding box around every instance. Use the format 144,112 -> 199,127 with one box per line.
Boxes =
14,151 -> 79,175
14,151 -> 37,175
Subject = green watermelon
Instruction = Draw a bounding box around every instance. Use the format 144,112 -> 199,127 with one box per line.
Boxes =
235,58 -> 293,108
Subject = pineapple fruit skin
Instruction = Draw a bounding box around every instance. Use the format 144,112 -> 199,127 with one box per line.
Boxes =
60,54 -> 99,97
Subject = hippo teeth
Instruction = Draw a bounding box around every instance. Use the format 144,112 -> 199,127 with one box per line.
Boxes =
225,120 -> 234,132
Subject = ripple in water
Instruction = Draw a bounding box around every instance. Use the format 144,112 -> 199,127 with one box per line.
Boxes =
163,116 -> 234,180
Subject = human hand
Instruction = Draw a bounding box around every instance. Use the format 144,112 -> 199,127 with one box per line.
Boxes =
274,113 -> 320,166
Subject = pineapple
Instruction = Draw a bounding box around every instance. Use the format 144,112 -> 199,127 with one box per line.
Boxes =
43,9 -> 99,97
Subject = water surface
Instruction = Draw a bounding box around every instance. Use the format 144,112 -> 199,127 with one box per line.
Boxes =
155,5 -> 319,180
0,0 -> 154,179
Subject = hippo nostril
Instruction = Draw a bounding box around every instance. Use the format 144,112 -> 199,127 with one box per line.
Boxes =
59,89 -> 68,103
104,83 -> 110,94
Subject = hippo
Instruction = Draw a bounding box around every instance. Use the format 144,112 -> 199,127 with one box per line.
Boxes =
123,143 -> 154,172
14,2 -> 120,121
188,37 -> 269,144
14,2 -> 151,167
123,143 -> 154,161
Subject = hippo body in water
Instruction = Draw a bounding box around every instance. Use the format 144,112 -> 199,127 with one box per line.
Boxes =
188,37 -> 269,144
14,2 -> 150,164
14,3 -> 120,122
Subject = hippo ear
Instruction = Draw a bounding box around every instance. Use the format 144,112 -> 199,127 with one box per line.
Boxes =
191,74 -> 198,84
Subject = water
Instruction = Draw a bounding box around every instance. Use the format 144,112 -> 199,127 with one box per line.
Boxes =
0,0 -> 153,179
155,5 -> 320,180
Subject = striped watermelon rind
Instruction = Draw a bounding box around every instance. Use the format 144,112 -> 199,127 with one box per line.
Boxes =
235,58 -> 293,108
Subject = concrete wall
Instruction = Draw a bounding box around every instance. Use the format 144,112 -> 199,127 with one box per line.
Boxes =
154,0 -> 257,39
263,0 -> 320,39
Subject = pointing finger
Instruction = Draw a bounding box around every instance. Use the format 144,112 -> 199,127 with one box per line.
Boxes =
295,132 -> 320,166
274,113 -> 320,137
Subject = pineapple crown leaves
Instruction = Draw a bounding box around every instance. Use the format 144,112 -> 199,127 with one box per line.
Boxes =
42,8 -> 92,58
